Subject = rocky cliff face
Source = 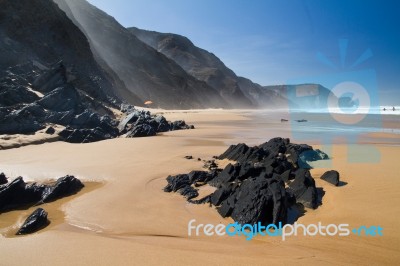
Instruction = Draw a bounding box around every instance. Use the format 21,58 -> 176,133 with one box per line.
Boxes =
0,0 -> 129,107
128,27 -> 334,109
1,0 -> 334,123
129,27 -> 255,108
54,0 -> 227,109
0,0 -> 197,143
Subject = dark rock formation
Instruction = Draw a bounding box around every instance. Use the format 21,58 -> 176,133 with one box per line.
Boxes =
0,61 -> 113,137
187,170 -> 215,185
45,126 -> 55,135
59,126 -> 116,143
118,109 -> 194,138
164,171 -> 215,202
287,169 -> 318,209
0,173 -> 84,236
16,208 -> 49,235
203,160 -> 218,171
41,175 -> 84,203
170,120 -> 194,130
229,177 -> 287,225
0,61 -> 194,144
32,61 -> 67,93
153,115 -> 171,132
163,174 -> 198,200
320,170 -> 340,186
0,172 -> 7,185
164,174 -> 191,193
0,0 -> 122,106
164,138 -> 337,226
0,84 -> 39,107
0,0 -> 198,146
37,84 -> 80,112
117,112 -> 140,133
126,124 -> 156,138
0,177 -> 35,211
0,174 -> 84,212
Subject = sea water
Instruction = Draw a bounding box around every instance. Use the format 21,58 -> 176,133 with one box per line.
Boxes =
232,107 -> 400,146
300,106 -> 400,116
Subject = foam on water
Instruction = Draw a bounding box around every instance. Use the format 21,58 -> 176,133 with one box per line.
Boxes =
300,106 -> 400,115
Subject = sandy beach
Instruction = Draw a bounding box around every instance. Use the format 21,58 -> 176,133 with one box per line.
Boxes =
0,109 -> 399,265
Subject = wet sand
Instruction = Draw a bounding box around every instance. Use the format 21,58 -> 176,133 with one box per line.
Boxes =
0,125 -> 64,150
0,182 -> 103,237
0,109 -> 399,265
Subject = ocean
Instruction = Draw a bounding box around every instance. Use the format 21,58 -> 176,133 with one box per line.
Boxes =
300,106 -> 400,116
233,108 -> 400,146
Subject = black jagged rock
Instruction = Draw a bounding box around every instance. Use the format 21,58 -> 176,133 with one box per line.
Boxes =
16,208 -> 49,235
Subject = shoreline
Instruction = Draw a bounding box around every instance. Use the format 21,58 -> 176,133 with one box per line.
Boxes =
0,181 -> 103,238
0,109 -> 399,265
1,108 -> 399,151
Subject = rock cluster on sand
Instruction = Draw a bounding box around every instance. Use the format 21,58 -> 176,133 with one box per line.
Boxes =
0,61 -> 194,144
0,175 -> 84,212
117,110 -> 193,138
164,137 -> 341,225
0,173 -> 84,235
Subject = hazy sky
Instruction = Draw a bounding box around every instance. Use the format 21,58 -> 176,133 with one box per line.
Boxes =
88,0 -> 400,105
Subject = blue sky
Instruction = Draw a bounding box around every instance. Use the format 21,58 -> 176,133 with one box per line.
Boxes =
88,0 -> 400,105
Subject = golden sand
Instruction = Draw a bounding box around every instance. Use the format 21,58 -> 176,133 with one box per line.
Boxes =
0,110 -> 399,265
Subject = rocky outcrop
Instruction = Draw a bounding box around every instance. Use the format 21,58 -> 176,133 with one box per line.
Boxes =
126,124 -> 156,138
164,138 -> 338,226
0,61 -> 116,138
164,171 -> 216,201
0,177 -> 38,211
1,61 -> 195,144
0,174 -> 84,212
0,173 -> 84,235
170,120 -> 194,131
0,172 -> 7,185
287,169 -> 318,209
40,175 -> 84,203
118,109 -> 194,138
16,208 -> 49,235
0,0 -> 123,106
45,127 -> 56,135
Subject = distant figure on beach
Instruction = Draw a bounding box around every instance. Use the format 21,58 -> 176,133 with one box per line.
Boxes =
393,107 -> 396,111
383,108 -> 386,111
